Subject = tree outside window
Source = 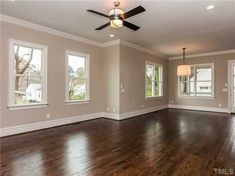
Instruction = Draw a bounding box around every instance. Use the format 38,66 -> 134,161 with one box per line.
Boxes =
13,44 -> 44,105
66,51 -> 90,102
146,62 -> 163,98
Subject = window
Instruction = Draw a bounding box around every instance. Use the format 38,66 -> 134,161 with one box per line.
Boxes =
8,39 -> 47,108
65,50 -> 90,103
145,62 -> 163,98
178,63 -> 214,97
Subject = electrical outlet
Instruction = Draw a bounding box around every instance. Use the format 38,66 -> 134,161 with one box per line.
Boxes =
171,100 -> 174,104
46,114 -> 50,119
112,108 -> 116,112
141,104 -> 144,108
218,103 -> 222,107
107,107 -> 110,112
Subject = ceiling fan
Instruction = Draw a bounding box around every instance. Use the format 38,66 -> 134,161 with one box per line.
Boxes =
87,1 -> 145,31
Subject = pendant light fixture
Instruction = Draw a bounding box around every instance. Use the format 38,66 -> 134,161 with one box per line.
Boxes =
177,48 -> 191,77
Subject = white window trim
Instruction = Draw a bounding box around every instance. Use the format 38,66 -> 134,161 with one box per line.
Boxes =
145,61 -> 163,99
178,63 -> 215,99
8,39 -> 48,110
65,50 -> 90,104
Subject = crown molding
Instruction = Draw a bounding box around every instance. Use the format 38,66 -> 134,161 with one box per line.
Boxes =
101,39 -> 165,57
0,13 -> 102,47
119,40 -> 165,58
169,49 -> 235,60
101,39 -> 120,48
101,39 -> 121,47
0,13 -> 164,57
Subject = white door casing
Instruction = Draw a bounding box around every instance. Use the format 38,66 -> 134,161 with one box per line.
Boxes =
228,60 -> 235,113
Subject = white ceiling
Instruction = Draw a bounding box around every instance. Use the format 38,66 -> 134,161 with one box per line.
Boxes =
1,0 -> 235,57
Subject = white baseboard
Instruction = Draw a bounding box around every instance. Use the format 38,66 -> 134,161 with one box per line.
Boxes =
119,105 -> 168,120
0,104 -> 228,137
168,104 -> 228,113
102,112 -> 120,120
0,112 -> 103,137
0,105 -> 168,137
102,105 -> 168,120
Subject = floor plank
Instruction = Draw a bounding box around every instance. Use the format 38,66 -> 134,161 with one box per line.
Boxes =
1,109 -> 235,176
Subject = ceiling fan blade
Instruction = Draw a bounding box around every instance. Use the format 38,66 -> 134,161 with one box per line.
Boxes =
95,22 -> 110,30
123,21 -> 140,31
121,6 -> 145,19
87,10 -> 110,18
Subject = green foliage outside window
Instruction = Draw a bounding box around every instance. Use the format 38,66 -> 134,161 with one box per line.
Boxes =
146,63 -> 162,97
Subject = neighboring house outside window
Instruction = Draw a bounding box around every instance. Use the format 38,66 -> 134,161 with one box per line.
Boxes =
178,63 -> 214,97
8,39 -> 47,109
26,84 -> 42,102
145,62 -> 163,98
65,50 -> 90,103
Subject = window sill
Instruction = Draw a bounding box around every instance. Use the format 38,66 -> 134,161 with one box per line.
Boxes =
178,96 -> 215,99
7,103 -> 48,110
145,96 -> 163,100
65,100 -> 91,105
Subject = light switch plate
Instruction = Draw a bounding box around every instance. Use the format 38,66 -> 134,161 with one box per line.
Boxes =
222,88 -> 228,92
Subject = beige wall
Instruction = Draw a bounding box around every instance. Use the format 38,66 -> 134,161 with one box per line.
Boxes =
168,53 -> 235,108
102,45 -> 120,114
0,21 -> 168,128
2,20 -> 233,129
0,22 -> 3,126
119,44 -> 168,113
1,22 -> 104,127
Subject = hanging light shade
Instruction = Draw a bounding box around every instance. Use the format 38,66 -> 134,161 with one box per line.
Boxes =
177,65 -> 191,76
177,48 -> 191,76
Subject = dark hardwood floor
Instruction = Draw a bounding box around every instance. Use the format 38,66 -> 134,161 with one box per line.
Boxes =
1,109 -> 235,176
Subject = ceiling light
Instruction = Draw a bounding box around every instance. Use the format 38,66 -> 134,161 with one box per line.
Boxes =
109,8 -> 124,29
10,0 -> 16,1
206,5 -> 215,10
109,34 -> 115,38
177,48 -> 191,77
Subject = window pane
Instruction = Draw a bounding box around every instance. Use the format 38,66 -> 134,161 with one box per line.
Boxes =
67,54 -> 88,101
14,45 -> 42,76
155,81 -> 162,96
69,78 -> 86,101
189,67 -> 195,81
14,76 -> 42,104
155,66 -> 161,82
146,64 -> 154,97
68,55 -> 86,78
154,66 -> 162,96
196,81 -> 212,97
179,81 -> 188,96
179,64 -> 213,97
13,44 -> 44,105
196,67 -> 211,81
146,79 -> 153,97
146,63 -> 163,97
179,81 -> 194,96
180,76 -> 187,82
146,64 -> 154,80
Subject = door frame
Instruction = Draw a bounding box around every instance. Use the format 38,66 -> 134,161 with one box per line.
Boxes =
227,60 -> 235,113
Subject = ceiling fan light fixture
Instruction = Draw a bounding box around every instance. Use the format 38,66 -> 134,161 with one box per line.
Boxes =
109,8 -> 124,28
110,19 -> 123,28
87,2 -> 145,31
109,8 -> 124,16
